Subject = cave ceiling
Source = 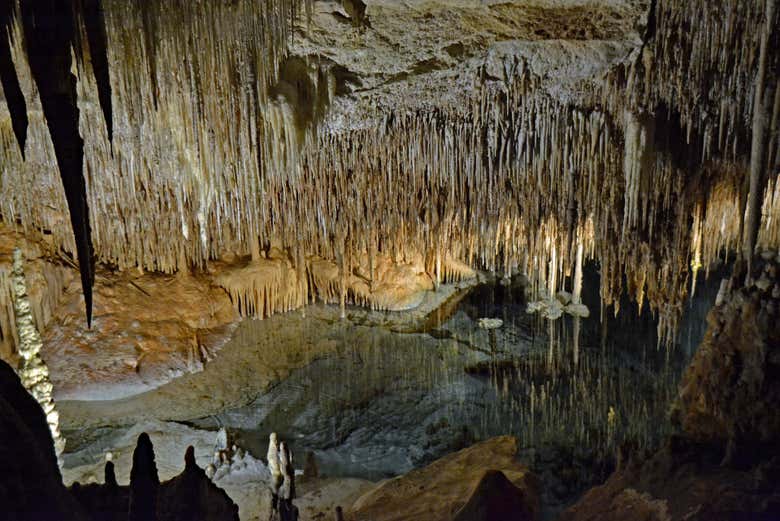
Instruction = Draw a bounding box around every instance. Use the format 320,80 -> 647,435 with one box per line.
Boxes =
0,0 -> 777,341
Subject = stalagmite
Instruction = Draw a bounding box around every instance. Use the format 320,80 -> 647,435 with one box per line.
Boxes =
268,432 -> 283,516
128,432 -> 160,521
10,248 -> 65,458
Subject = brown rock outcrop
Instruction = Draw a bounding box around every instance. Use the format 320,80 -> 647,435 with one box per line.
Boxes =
673,257 -> 780,447
349,436 -> 539,521
559,436 -> 780,521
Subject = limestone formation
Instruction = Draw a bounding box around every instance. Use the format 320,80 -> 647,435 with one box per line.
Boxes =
9,248 -> 65,458
0,0 -> 776,344
268,432 -> 283,512
673,253 -> 780,449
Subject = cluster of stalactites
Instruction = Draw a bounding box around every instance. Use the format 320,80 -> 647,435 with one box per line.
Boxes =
609,0 -> 777,167
214,246 -> 475,319
9,249 -> 65,458
0,0 -> 777,345
1,0 -> 315,272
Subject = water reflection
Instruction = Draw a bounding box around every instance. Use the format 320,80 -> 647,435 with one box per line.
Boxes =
205,264 -> 723,507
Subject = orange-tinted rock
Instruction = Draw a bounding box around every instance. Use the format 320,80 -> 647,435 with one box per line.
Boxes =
43,269 -> 237,400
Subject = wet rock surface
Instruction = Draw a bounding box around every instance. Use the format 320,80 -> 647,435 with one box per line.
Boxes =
43,269 -> 238,400
58,274 -> 719,519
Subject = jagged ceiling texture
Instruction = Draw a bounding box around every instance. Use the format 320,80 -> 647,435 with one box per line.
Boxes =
0,0 -> 778,340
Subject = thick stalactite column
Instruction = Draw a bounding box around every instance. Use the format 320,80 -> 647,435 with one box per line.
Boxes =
0,0 -> 27,156
744,0 -> 778,275
20,0 -> 95,325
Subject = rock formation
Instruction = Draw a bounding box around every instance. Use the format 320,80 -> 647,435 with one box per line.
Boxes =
452,470 -> 535,521
0,0 -> 776,345
156,446 -> 240,521
128,433 -> 160,521
267,433 -> 299,521
69,436 -> 240,521
350,436 -> 539,521
673,254 -> 780,451
0,0 -> 779,518
560,254 -> 780,521
9,248 -> 65,457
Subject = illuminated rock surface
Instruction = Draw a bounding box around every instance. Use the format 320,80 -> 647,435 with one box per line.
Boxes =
0,0 -> 778,519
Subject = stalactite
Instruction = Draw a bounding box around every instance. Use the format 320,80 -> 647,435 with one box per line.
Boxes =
743,0 -> 778,275
9,248 -> 65,459
0,0 -> 776,344
19,0 -> 94,325
0,0 -> 26,157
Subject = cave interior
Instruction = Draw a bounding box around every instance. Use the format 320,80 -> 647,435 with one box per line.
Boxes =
0,0 -> 779,520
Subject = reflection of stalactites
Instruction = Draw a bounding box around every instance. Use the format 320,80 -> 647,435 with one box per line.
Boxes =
11,249 -> 66,460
